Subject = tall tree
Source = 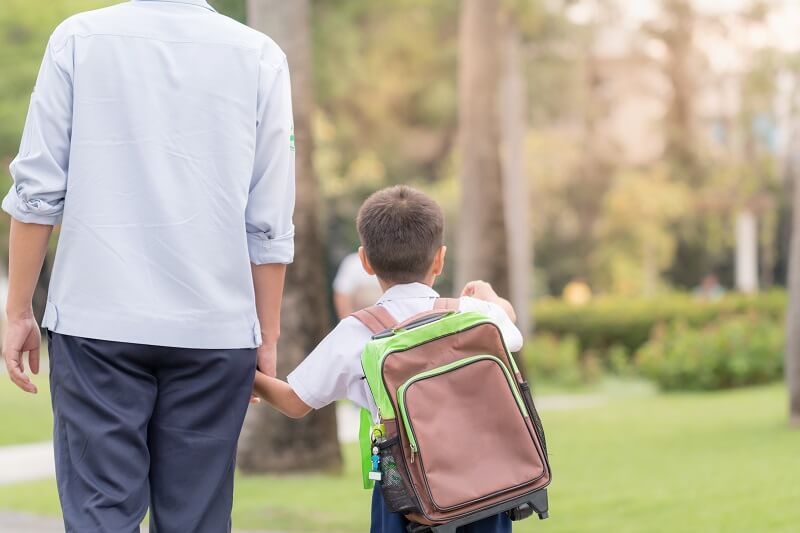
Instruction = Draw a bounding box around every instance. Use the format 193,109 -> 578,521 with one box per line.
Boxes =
238,0 -> 342,472
785,55 -> 800,428
456,0 -> 509,297
500,17 -> 531,338
788,158 -> 800,427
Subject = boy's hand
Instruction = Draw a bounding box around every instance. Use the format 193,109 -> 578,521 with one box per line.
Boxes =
461,280 -> 517,322
257,341 -> 278,378
461,280 -> 497,301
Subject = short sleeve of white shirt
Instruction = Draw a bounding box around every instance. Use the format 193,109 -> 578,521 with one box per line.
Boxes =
286,317 -> 374,410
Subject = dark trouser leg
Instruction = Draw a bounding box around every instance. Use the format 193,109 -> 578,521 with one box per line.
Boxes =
371,484 -> 411,533
147,345 -> 256,533
370,484 -> 512,533
49,333 -> 156,533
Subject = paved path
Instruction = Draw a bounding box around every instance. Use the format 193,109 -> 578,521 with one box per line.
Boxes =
0,442 -> 54,485
0,512 -> 284,533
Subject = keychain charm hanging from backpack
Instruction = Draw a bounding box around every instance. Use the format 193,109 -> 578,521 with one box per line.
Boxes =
369,444 -> 382,481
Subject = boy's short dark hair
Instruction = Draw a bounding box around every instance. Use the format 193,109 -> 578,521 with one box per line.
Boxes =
357,186 -> 444,284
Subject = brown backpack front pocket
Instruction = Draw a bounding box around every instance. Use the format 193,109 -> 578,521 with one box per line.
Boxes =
397,356 -> 546,512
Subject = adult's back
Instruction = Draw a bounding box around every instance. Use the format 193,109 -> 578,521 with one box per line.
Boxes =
7,0 -> 295,348
2,1 -> 295,530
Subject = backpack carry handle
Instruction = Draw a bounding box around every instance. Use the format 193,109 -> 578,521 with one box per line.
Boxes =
372,310 -> 456,339
396,310 -> 455,331
353,298 -> 460,339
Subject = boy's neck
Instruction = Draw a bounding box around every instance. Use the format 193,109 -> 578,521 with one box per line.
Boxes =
378,275 -> 436,293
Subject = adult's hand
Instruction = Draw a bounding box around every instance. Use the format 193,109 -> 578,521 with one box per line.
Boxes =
257,341 -> 278,378
3,311 -> 41,394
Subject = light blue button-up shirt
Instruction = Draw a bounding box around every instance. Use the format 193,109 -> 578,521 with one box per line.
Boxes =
3,0 -> 295,349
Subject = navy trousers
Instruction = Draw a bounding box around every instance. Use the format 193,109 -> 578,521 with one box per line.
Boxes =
370,485 -> 512,533
48,332 -> 256,533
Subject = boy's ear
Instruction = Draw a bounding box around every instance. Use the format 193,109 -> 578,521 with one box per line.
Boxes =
432,246 -> 447,276
358,246 -> 376,276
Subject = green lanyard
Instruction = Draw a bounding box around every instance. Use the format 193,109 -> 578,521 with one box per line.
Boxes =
359,407 -> 376,489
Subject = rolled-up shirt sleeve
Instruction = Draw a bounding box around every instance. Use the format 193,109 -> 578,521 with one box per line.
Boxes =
246,51 -> 296,265
3,34 -> 73,226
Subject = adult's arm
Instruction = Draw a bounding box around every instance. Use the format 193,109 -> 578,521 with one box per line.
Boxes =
2,31 -> 73,393
251,264 -> 286,377
246,48 -> 296,376
3,221 -> 53,394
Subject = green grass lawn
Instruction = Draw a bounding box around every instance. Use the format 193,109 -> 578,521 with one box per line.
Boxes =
0,357 -> 53,446
1,384 -> 798,532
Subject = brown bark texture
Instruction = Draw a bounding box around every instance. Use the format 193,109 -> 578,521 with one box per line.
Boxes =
787,163 -> 800,428
238,0 -> 342,472
456,0 -> 510,298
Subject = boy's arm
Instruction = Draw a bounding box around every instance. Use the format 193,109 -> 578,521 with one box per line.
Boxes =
461,280 -> 517,322
253,370 -> 312,419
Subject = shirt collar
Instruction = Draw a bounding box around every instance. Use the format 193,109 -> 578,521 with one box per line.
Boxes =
131,0 -> 216,12
378,282 -> 440,303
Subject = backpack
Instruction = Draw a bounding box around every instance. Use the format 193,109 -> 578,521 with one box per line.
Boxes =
352,299 -> 551,532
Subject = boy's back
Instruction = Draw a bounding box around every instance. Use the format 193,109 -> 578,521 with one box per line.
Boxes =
286,282 -> 524,415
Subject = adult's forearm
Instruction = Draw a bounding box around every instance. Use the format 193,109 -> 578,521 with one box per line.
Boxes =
6,219 -> 53,319
251,263 -> 287,343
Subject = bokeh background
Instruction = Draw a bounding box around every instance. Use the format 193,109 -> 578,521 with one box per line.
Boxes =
1,0 -> 800,532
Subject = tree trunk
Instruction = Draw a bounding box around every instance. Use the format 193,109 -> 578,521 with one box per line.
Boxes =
456,0 -> 510,298
500,22 -> 531,340
735,209 -> 759,294
238,0 -> 342,472
787,160 -> 800,428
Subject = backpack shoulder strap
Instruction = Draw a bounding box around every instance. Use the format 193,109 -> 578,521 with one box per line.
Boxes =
350,305 -> 398,335
434,297 -> 460,312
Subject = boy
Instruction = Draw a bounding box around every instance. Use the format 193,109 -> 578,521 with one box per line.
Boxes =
254,186 -> 523,533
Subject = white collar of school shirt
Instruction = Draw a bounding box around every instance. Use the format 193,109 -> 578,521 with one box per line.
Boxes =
378,282 -> 440,303
131,0 -> 216,12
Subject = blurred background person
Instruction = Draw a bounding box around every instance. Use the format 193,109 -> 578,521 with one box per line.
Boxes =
332,251 -> 383,319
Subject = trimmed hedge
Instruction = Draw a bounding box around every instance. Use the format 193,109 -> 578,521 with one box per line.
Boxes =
635,317 -> 784,391
533,291 -> 787,356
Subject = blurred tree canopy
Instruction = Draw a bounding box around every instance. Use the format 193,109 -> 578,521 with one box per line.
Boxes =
0,0 -> 795,298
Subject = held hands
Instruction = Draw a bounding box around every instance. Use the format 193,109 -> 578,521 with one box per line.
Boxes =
3,311 -> 41,394
251,340 -> 278,404
257,340 -> 278,378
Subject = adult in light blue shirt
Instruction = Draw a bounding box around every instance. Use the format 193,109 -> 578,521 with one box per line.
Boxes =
2,1 -> 294,530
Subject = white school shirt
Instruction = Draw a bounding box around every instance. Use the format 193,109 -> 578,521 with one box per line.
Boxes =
3,0 -> 295,348
286,282 -> 524,416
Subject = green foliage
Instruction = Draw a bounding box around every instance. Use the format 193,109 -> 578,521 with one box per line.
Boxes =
0,356 -> 52,445
523,333 -> 583,386
209,0 -> 245,23
636,316 -> 784,391
534,291 -> 787,355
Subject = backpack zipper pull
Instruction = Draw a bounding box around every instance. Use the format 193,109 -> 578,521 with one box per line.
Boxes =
410,443 -> 418,463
